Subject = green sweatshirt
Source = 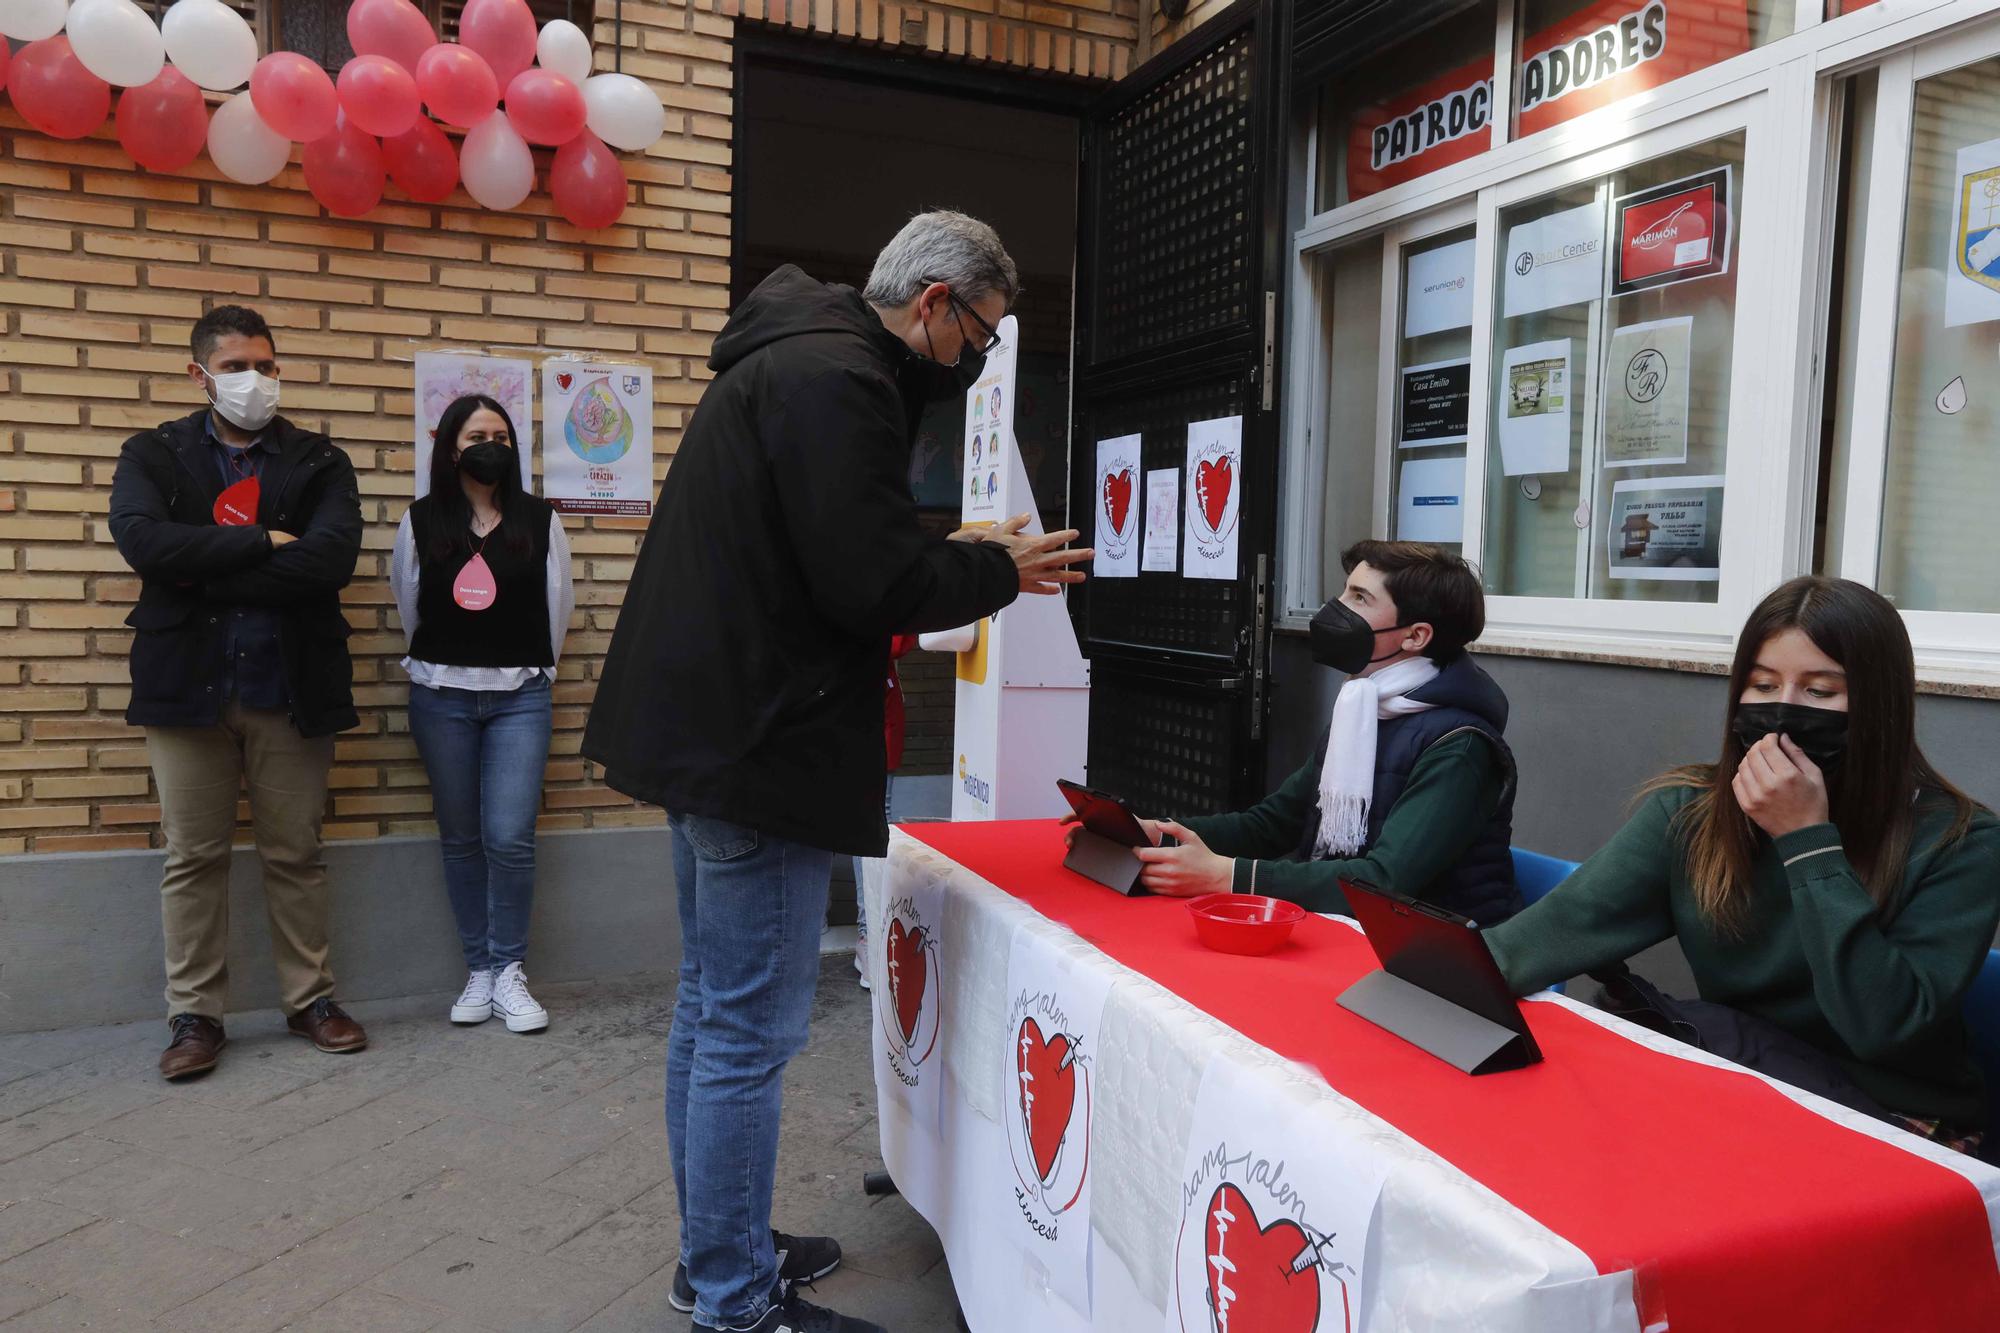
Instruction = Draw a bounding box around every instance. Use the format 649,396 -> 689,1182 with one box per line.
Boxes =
1486,785 -> 2000,1129
1181,732 -> 1505,913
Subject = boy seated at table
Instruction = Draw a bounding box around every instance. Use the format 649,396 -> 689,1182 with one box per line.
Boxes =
1093,541 -> 1525,925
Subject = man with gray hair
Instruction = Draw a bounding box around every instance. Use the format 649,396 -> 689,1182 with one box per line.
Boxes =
586,212 -> 1089,1333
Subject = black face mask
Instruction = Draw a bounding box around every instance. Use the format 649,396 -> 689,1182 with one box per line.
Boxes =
1732,701 -> 1851,771
907,311 -> 989,402
457,442 -> 512,486
1309,598 -> 1412,676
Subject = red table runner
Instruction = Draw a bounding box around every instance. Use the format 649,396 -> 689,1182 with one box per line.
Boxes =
905,819 -> 2000,1333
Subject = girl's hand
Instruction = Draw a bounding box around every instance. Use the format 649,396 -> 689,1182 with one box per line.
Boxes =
1733,734 -> 1831,840
1133,821 -> 1233,897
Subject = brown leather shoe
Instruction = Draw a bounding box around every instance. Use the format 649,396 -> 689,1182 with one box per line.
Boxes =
159,1014 -> 225,1080
286,997 -> 367,1053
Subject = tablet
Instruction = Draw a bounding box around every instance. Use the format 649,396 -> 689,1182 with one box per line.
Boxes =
1055,778 -> 1151,849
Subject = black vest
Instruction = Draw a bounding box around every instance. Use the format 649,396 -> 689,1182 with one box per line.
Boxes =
408,495 -> 554,668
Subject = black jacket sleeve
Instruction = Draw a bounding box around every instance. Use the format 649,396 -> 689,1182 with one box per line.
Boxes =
109,436 -> 273,582
768,366 -> 1018,637
200,449 -> 363,606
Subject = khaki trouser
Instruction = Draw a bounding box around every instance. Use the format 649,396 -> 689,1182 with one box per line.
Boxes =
146,703 -> 336,1021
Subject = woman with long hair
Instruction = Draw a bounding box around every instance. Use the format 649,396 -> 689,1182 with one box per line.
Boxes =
1486,577 -> 2000,1154
393,394 -> 574,1032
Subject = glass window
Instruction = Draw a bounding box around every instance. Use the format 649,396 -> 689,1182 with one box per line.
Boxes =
1316,2 -> 1498,212
1389,227 -> 1477,554
1317,240 -> 1387,599
1482,132 -> 1746,602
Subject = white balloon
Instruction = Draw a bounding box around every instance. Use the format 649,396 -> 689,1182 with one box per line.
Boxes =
535,19 -> 591,86
0,0 -> 67,42
66,0 -> 165,87
461,112 -> 534,210
207,91 -> 292,184
162,0 -> 259,90
582,72 -> 664,153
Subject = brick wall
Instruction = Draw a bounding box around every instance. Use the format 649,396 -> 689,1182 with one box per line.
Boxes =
0,0 -> 1144,855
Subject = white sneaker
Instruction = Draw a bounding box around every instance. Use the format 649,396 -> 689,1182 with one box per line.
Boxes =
451,969 -> 496,1024
491,961 -> 548,1033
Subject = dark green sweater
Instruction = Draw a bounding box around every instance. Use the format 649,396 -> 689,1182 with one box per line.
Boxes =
1181,732 -> 1505,912
1486,785 -> 2000,1128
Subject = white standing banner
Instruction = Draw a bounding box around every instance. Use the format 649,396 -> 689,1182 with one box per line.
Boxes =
1947,135 -> 2000,328
413,352 -> 534,496
541,360 -> 655,516
1182,415 -> 1243,581
1497,339 -> 1574,476
1093,434 -> 1142,579
1404,237 -> 1476,338
1502,201 -> 1605,318
1142,468 -> 1179,573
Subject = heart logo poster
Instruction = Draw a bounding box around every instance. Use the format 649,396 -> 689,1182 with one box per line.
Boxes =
1094,433 -> 1142,579
1182,416 -> 1243,581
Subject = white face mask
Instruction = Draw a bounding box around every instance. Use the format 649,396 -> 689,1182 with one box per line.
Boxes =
202,368 -> 281,433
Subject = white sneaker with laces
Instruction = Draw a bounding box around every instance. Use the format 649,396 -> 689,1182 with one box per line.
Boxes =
451,969 -> 496,1024
491,961 -> 549,1033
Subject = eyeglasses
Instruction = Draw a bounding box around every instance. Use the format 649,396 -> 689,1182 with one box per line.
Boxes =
920,278 -> 1004,355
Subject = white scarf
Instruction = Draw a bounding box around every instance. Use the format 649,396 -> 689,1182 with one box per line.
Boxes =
1313,656 -> 1441,858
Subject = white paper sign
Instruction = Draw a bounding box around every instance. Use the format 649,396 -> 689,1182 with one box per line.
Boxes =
1608,474 -> 1723,581
1182,416 -> 1243,581
1404,237 -> 1476,338
1397,455 -> 1464,544
1163,1053 -> 1389,1333
963,337 -> 1018,521
1502,201 -> 1605,318
1603,317 -> 1691,468
1947,135 -> 2000,328
414,352 -> 533,497
1092,434 -> 1142,579
1142,468 -> 1179,573
1000,929 -> 1117,1318
1497,339 -> 1573,476
541,360 -> 654,516
871,872 -> 947,1130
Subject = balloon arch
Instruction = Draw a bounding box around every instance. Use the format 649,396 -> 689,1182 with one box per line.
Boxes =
0,0 -> 667,229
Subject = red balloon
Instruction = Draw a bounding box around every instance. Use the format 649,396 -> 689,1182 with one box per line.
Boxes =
302,113 -> 385,217
336,53 -> 420,138
251,52 -> 339,142
548,130 -> 627,230
504,68 -> 585,147
116,65 -> 208,172
382,117 -> 459,203
0,39 -> 11,95
458,0 -> 537,87
346,0 -> 436,75
415,43 -> 498,129
10,37 -> 112,141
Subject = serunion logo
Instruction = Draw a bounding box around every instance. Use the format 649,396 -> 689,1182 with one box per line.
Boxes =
1513,250 -> 1535,276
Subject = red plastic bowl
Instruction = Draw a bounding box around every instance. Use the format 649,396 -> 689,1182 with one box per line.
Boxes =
1187,893 -> 1306,956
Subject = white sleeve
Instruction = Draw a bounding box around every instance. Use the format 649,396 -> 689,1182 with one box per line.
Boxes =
391,511 -> 420,649
547,510 -> 575,666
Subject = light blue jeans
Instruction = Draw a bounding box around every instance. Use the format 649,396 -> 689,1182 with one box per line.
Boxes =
666,812 -> 833,1326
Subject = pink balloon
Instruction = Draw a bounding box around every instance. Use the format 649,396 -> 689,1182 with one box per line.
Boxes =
504,68 -> 585,147
10,37 -> 112,140
302,112 -> 385,217
458,0 -> 537,87
251,52 -> 338,142
382,117 -> 459,203
548,130 -> 627,230
346,0 -> 435,74
336,53 -> 420,138
116,65 -> 208,172
415,42 -> 498,129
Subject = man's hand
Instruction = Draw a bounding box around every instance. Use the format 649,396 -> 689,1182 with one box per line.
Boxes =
947,524 -> 988,543
1134,821 -> 1233,898
983,512 -> 1090,595
1733,733 -> 1831,840
268,530 -> 297,548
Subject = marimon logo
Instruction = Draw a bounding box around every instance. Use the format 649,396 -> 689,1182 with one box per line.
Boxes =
1100,465 -> 1136,556
1004,989 -> 1092,1243
1173,1142 -> 1354,1333
1187,438 -> 1239,562
878,898 -> 941,1087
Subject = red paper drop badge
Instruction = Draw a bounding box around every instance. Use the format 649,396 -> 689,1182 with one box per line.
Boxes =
213,476 -> 260,527
453,551 -> 497,611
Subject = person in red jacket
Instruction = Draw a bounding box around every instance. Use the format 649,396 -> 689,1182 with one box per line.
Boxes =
854,634 -> 919,989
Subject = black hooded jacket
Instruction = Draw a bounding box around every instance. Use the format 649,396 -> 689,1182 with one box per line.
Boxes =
583,266 -> 1019,856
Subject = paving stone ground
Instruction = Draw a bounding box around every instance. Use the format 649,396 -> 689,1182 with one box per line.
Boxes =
0,964 -> 964,1331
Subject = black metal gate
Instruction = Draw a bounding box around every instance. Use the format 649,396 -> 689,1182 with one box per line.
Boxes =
1069,0 -> 1289,816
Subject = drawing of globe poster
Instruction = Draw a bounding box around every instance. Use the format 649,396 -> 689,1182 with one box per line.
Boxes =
542,360 -> 655,516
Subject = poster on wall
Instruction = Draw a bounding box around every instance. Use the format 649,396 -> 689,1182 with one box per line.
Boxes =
540,361 -> 655,516
1092,434 -> 1142,579
1182,416 -> 1243,581
1516,0 -> 1751,138
1603,317 -> 1692,467
1346,65 -> 1494,202
1142,468 -> 1179,573
1397,455 -> 1465,544
1611,166 -> 1732,297
413,352 -> 534,498
1947,134 -> 2000,328
1399,358 -> 1472,448
1404,238 -> 1478,337
1502,201 -> 1605,317
1497,339 -> 1573,475
1607,474 -> 1723,580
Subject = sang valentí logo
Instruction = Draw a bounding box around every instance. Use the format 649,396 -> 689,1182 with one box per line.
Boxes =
1004,986 -> 1093,1243
1173,1136 -> 1355,1333
878,896 -> 942,1087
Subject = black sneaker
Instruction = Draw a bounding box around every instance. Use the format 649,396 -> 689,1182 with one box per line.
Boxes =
691,1281 -> 885,1333
671,1231 -> 842,1313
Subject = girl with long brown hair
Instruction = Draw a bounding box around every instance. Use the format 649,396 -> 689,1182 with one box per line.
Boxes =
1485,577 -> 2000,1154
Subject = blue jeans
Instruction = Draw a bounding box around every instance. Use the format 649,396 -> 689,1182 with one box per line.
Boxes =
667,812 -> 832,1326
408,677 -> 552,971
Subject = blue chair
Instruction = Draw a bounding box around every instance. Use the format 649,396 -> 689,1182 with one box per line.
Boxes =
1508,848 -> 1581,996
1964,948 -> 2000,1161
